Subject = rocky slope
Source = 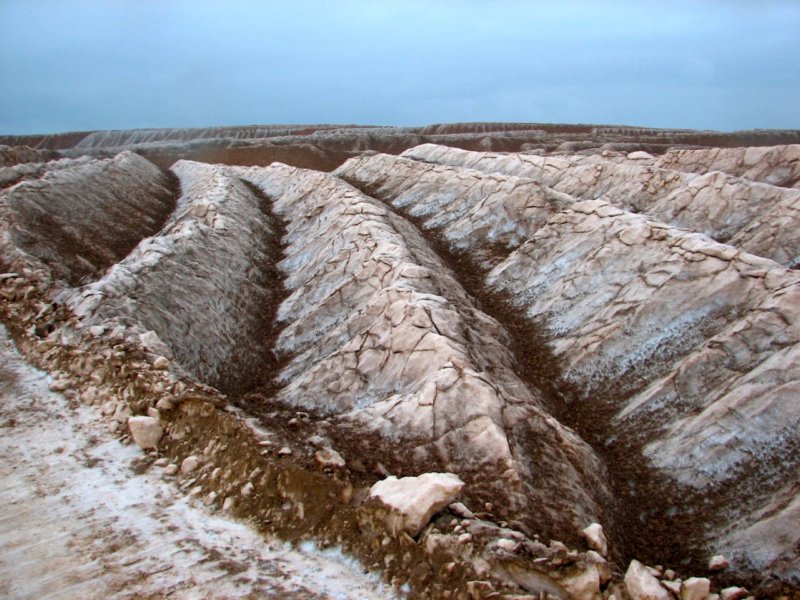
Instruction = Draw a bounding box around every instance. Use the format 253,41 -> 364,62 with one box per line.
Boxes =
1,123 -> 799,598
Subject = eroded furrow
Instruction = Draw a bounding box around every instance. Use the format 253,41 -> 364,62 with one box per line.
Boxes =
336,151 -> 800,585
65,160 -> 286,394
235,162 -> 616,550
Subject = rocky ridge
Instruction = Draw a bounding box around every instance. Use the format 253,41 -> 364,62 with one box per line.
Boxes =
400,145 -> 800,268
336,149 -> 800,584
0,124 -> 799,598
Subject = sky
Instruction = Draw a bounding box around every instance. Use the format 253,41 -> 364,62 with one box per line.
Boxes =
1,0 -> 799,135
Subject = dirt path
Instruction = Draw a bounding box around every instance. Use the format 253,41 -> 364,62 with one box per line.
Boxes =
0,326 -> 397,600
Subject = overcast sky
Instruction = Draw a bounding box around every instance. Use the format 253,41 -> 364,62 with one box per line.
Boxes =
1,0 -> 798,135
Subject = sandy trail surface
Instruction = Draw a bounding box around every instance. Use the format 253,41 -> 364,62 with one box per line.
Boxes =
0,326 -> 397,600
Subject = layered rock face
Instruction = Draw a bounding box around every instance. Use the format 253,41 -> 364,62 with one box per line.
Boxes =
1,126 -> 799,593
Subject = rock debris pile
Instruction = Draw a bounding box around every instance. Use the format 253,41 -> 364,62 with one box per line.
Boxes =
0,124 -> 798,599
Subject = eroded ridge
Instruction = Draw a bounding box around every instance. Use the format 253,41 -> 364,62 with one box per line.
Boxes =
0,154 -> 96,190
401,144 -> 800,268
336,151 -> 800,584
66,160 -> 281,393
652,144 -> 800,188
236,163 -> 615,547
0,151 -> 176,283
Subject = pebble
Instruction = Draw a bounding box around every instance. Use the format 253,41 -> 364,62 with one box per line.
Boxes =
241,482 -> 254,497
315,448 -> 346,468
708,554 -> 729,571
155,397 -> 174,411
277,446 -> 292,456
495,538 -> 517,552
152,356 -> 170,370
222,497 -> 235,511
457,533 -> 472,544
662,580 -> 681,595
681,577 -> 711,600
163,464 -> 179,476
625,559 -> 670,600
581,522 -> 608,557
449,501 -> 475,519
181,455 -> 201,474
127,416 -> 163,450
49,379 -> 71,392
720,587 -> 748,600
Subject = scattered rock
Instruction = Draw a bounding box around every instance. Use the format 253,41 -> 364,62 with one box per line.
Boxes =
495,538 -> 518,552
314,448 -> 346,469
662,580 -> 681,596
241,482 -> 254,497
127,416 -> 163,449
88,325 -> 105,337
719,587 -> 748,600
680,577 -> 710,600
708,555 -> 729,572
163,463 -> 179,476
155,397 -> 174,411
180,455 -> 201,474
449,501 -> 475,519
49,379 -> 71,392
624,560 -> 671,600
152,356 -> 170,370
581,522 -> 608,557
277,446 -> 292,456
560,564 -> 602,600
369,472 -> 465,536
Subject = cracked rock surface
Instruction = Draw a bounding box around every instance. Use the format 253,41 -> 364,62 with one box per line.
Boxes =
65,160 -> 281,393
236,163 -> 614,545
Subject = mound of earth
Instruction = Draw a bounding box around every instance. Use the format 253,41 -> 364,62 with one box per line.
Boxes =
1,123 -> 798,599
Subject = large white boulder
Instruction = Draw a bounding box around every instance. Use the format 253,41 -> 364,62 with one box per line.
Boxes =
369,472 -> 464,536
127,416 -> 163,450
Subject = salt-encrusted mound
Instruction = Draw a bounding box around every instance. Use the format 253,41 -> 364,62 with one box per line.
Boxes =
1,130 -> 798,591
66,160 -> 280,392
0,151 -> 175,283
652,144 -> 800,188
401,144 -> 800,267
235,163 -> 614,546
337,150 -> 800,583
